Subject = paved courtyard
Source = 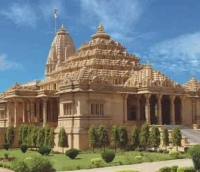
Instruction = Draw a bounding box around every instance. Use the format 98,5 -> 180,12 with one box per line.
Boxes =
64,159 -> 193,172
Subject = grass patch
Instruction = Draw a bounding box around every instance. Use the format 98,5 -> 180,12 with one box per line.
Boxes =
0,149 -> 190,171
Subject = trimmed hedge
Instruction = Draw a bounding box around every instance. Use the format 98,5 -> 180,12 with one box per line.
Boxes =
20,145 -> 28,153
38,145 -> 51,155
65,148 -> 79,159
101,150 -> 115,163
158,166 -> 171,172
2,143 -> 10,150
177,166 -> 195,172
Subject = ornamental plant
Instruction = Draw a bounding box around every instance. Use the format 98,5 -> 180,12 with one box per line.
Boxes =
6,125 -> 15,147
130,127 -> 139,149
149,126 -> 160,150
118,125 -> 128,150
162,126 -> 169,150
101,150 -> 115,163
139,123 -> 150,149
172,126 -> 182,150
58,127 -> 68,154
65,148 -> 79,159
111,125 -> 120,152
97,125 -> 109,151
88,125 -> 98,152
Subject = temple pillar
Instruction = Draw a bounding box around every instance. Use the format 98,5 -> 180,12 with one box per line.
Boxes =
22,100 -> 26,123
13,99 -> 18,127
136,95 -> 141,122
57,98 -> 60,117
181,96 -> 185,124
30,99 -> 36,122
36,100 -> 40,122
157,94 -> 162,125
42,98 -> 48,127
145,94 -> 151,124
170,95 -> 175,125
50,99 -> 53,122
6,101 -> 11,127
121,93 -> 128,124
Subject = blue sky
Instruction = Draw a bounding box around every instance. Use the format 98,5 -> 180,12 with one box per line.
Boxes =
0,0 -> 200,92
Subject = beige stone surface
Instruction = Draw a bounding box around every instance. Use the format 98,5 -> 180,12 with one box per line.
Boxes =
0,24 -> 200,150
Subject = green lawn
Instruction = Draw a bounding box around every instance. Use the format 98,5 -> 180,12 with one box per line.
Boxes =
0,149 -> 189,171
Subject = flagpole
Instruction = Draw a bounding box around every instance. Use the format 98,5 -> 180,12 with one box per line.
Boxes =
54,9 -> 58,35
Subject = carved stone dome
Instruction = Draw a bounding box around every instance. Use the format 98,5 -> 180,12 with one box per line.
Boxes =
45,24 -> 76,77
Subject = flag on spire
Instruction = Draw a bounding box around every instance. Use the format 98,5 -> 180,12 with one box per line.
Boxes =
54,9 -> 58,19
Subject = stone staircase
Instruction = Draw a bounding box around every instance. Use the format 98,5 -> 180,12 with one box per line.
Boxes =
164,125 -> 200,145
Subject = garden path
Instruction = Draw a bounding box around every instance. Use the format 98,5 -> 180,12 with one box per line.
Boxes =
65,159 -> 193,172
0,168 -> 13,172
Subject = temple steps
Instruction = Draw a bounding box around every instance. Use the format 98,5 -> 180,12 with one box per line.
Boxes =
164,125 -> 200,145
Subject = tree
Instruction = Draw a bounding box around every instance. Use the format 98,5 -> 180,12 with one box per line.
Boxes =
162,126 -> 169,150
130,126 -> 139,149
27,125 -> 34,148
172,126 -> 182,150
58,127 -> 68,154
139,123 -> 150,149
97,125 -> 109,152
6,125 -> 15,147
44,125 -> 51,146
48,128 -> 55,148
118,125 -> 128,150
31,126 -> 38,148
88,125 -> 98,152
37,127 -> 45,148
149,126 -> 160,150
111,125 -> 120,152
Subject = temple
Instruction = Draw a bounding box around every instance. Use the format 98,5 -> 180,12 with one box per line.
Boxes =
0,24 -> 200,149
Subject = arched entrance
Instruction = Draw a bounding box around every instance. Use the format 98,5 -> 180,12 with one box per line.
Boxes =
150,95 -> 157,124
175,97 -> 181,124
162,95 -> 170,125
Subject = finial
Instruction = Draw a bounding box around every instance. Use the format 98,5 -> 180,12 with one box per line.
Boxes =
61,24 -> 65,30
147,60 -> 150,65
98,23 -> 104,32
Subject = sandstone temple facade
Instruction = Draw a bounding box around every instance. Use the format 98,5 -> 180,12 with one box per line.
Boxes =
0,24 -> 200,149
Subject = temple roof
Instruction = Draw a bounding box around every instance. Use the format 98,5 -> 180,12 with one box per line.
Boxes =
45,24 -> 76,76
125,61 -> 181,88
183,77 -> 200,92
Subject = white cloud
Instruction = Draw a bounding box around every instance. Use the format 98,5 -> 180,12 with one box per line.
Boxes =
79,0 -> 152,41
0,0 -> 65,28
0,54 -> 22,70
0,3 -> 37,27
142,32 -> 200,74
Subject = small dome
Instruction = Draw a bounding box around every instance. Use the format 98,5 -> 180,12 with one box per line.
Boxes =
91,23 -> 110,40
45,24 -> 76,76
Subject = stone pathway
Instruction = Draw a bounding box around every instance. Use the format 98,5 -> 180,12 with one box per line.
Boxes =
0,168 -> 13,172
64,159 -> 193,172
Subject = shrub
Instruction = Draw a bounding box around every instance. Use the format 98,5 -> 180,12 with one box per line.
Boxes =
171,165 -> 178,172
38,145 -> 51,155
65,148 -> 79,159
20,145 -> 28,153
2,143 -> 10,150
169,150 -> 180,159
139,123 -> 150,149
4,153 -> 9,159
25,156 -> 54,172
177,166 -> 196,172
101,150 -> 115,163
158,166 -> 171,172
91,158 -> 103,167
134,156 -> 142,163
115,170 -> 139,172
184,147 -> 189,153
190,145 -> 200,171
11,159 -> 29,172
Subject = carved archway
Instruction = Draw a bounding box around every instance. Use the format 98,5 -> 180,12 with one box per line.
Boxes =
161,95 -> 170,125
175,97 -> 181,124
